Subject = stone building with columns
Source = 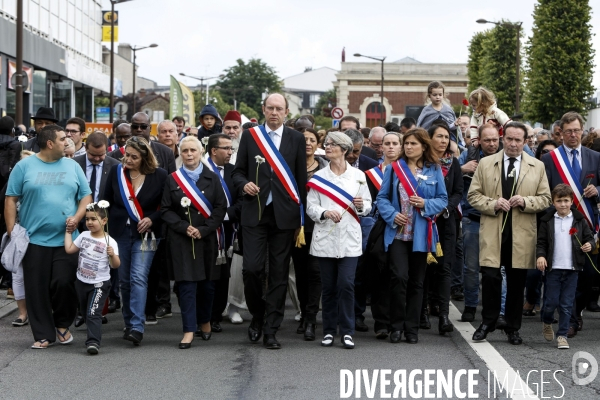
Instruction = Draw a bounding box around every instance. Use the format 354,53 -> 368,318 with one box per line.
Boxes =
335,57 -> 468,128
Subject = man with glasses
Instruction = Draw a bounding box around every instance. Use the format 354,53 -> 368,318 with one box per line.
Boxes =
74,132 -> 121,315
207,133 -> 243,331
542,111 -> 600,335
65,117 -> 87,157
111,112 -> 176,174
368,126 -> 386,164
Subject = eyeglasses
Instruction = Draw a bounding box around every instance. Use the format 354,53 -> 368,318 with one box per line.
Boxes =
324,142 -> 339,148
65,129 -> 80,134
116,134 -> 132,139
215,146 -> 235,151
131,123 -> 150,130
562,129 -> 583,136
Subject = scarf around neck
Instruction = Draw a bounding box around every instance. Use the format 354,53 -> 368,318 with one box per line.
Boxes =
183,163 -> 204,183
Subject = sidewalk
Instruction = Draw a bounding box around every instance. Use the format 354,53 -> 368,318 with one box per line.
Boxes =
0,291 -> 17,319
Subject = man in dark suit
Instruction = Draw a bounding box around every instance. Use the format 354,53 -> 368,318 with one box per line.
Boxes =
207,133 -> 243,332
344,128 -> 378,173
108,113 -> 176,174
541,111 -> 600,336
73,131 -> 121,313
232,93 -> 307,349
339,116 -> 378,160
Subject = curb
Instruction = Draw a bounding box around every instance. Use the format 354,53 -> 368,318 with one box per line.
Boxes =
0,302 -> 18,319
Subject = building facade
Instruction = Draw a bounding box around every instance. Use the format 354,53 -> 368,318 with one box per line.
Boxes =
283,67 -> 337,116
335,57 -> 468,128
0,0 -> 110,125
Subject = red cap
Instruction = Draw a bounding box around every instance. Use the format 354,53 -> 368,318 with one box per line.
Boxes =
223,110 -> 241,123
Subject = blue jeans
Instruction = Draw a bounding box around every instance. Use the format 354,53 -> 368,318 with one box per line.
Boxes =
178,280 -> 216,333
542,269 -> 579,337
501,266 -> 507,315
462,217 -> 481,308
116,234 -> 159,333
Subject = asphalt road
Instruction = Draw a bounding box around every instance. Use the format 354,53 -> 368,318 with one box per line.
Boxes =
1,293 -> 599,399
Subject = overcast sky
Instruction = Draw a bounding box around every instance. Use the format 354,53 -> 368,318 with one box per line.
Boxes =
104,0 -> 600,93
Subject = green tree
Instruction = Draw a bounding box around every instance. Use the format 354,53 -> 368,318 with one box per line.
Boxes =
216,58 -> 282,116
525,0 -> 595,125
237,102 -> 260,121
314,88 -> 337,117
467,32 -> 489,94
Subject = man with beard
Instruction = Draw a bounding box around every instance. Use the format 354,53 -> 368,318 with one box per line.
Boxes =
221,111 -> 242,165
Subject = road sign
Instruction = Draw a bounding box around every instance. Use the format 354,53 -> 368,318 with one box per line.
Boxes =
115,101 -> 128,118
332,119 -> 340,127
331,107 -> 344,120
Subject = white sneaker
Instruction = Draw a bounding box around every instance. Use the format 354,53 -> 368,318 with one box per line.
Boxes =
295,312 -> 302,322
321,334 -> 334,347
229,311 -> 243,324
557,336 -> 569,349
342,335 -> 355,349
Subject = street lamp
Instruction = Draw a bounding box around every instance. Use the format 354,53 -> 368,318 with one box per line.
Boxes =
131,43 -> 158,113
213,86 -> 254,111
15,0 -> 23,125
476,18 -> 523,113
109,0 -> 133,123
179,73 -> 222,106
354,53 -> 387,126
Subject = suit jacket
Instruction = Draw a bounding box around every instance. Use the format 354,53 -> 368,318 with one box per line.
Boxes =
102,164 -> 168,239
73,154 -> 120,203
541,145 -> 600,213
232,126 -> 307,229
361,146 -> 378,161
209,161 -> 243,248
108,140 -> 177,174
356,154 -> 379,172
161,167 -> 227,282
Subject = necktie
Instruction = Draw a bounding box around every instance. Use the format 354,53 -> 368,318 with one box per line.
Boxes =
571,149 -> 582,180
90,164 -> 98,202
218,166 -> 224,178
266,131 -> 275,206
506,157 -> 516,194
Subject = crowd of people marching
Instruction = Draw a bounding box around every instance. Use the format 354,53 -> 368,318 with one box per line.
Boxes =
1,81 -> 599,355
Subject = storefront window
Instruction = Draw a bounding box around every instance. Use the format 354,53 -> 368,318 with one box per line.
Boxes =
33,70 -> 48,114
52,79 -> 72,124
75,86 -> 93,122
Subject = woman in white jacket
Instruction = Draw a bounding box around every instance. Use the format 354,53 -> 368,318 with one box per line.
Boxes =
306,131 -> 372,349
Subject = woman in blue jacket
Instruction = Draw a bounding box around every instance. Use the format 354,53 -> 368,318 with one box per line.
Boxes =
376,128 -> 448,344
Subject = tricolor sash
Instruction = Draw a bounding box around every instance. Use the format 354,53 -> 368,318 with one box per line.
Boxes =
117,164 -> 144,223
365,165 -> 383,191
248,125 -> 304,226
207,157 -> 232,209
391,159 -> 440,254
108,144 -> 119,152
171,168 -> 213,219
550,147 -> 596,230
119,146 -> 125,155
306,175 -> 360,223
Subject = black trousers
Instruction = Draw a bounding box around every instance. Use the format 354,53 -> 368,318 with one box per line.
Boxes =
481,266 -> 527,332
370,262 -> 391,332
570,254 -> 598,328
422,216 -> 453,316
291,233 -> 321,324
211,257 -> 232,323
242,204 -> 294,334
388,240 -> 428,336
145,240 -> 170,315
75,279 -> 111,346
22,244 -> 78,342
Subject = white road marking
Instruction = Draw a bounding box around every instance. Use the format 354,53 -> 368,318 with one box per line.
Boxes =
449,302 -> 540,400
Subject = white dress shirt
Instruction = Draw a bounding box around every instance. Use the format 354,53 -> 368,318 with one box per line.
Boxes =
85,158 -> 103,202
552,212 -> 574,270
503,153 -> 521,179
563,144 -> 582,169
265,124 -> 284,205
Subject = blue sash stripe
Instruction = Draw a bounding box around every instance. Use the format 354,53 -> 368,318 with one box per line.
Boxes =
117,164 -> 139,223
311,175 -> 354,203
399,158 -> 425,197
178,168 -> 213,213
557,146 -> 595,218
207,157 -> 233,205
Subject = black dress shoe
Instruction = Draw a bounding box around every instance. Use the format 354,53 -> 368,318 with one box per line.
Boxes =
495,315 -> 507,331
211,322 -> 222,333
506,331 -> 523,345
355,319 -> 368,332
263,334 -> 281,349
126,330 -> 143,346
438,315 -> 454,335
304,323 -> 316,341
420,313 -> 431,329
376,330 -> 389,340
405,335 -> 418,344
567,326 -> 577,338
472,324 -> 495,341
123,328 -> 131,340
296,319 -> 306,334
179,341 -> 192,349
390,331 -> 402,343
248,319 -> 262,343
195,330 -> 211,341
101,316 -> 108,324
461,306 -> 476,322
74,313 -> 85,328
107,299 -> 120,313
587,302 -> 600,312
